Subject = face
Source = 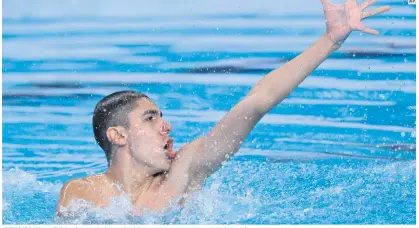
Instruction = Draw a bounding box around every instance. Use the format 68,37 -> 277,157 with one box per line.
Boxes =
125,98 -> 175,172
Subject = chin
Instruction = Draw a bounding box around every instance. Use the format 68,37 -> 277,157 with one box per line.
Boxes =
152,159 -> 171,174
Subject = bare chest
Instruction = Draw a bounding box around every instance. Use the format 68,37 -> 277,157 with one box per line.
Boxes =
132,188 -> 183,215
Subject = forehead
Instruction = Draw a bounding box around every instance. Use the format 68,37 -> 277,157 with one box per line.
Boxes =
130,98 -> 160,114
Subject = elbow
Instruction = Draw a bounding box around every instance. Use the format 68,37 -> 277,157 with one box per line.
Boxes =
254,100 -> 272,115
245,93 -> 274,116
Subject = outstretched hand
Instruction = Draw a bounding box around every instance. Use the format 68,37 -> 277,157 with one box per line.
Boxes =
321,0 -> 391,45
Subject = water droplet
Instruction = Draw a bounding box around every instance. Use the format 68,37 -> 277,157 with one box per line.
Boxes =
303,208 -> 312,213
404,58 -> 408,63
357,72 -> 362,76
352,54 -> 356,57
401,132 -> 406,137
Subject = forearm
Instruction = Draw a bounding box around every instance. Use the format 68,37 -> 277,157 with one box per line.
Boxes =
191,33 -> 339,175
248,32 -> 339,114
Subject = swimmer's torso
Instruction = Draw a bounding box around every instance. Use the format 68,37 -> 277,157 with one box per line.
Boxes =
57,173 -> 190,216
57,138 -> 206,217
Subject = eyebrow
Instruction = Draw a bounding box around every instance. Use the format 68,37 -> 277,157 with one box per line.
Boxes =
142,109 -> 163,117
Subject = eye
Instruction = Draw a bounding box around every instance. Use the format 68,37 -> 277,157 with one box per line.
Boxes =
146,115 -> 156,121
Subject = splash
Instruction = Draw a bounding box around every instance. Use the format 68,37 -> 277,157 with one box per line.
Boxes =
2,168 -> 62,224
3,158 -> 416,224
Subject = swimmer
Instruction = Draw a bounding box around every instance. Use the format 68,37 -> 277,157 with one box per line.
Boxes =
57,0 -> 391,217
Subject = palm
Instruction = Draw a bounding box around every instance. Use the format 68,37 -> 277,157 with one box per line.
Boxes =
321,0 -> 391,44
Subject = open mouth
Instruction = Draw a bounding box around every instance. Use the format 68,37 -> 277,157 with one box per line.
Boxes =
164,139 -> 172,150
164,138 -> 176,159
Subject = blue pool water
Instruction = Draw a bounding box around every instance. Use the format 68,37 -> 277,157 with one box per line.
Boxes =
2,0 -> 416,224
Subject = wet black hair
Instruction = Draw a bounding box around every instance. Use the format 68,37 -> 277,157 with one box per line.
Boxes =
92,90 -> 149,165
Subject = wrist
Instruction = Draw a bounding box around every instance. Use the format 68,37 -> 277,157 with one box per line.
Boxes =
322,32 -> 343,52
317,32 -> 341,55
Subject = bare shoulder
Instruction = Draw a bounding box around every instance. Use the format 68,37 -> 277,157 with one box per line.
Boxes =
56,178 -> 87,215
57,178 -> 89,206
56,174 -> 107,214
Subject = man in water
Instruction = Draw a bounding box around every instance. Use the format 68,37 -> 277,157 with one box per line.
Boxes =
57,0 -> 390,216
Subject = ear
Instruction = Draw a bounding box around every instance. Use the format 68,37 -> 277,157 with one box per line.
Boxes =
106,126 -> 128,146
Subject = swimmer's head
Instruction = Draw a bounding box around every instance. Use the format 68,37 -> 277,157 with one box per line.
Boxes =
93,90 -> 175,171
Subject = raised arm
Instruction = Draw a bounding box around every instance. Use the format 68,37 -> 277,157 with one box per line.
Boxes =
189,32 -> 337,178
169,0 -> 390,185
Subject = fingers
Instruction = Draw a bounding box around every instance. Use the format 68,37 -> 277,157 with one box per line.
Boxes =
360,0 -> 376,10
362,27 -> 379,35
359,25 -> 379,35
362,5 -> 391,19
321,0 -> 335,11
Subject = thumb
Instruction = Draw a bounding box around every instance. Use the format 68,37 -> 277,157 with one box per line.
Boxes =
321,0 -> 331,5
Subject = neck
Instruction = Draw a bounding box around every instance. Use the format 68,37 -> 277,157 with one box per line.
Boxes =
104,147 -> 156,199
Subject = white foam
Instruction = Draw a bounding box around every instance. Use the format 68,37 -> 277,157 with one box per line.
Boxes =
57,195 -> 134,224
2,168 -> 61,193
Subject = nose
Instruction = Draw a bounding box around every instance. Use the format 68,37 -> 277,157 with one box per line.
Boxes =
160,121 -> 172,135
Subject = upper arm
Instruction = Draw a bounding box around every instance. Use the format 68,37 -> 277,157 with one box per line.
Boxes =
167,95 -> 265,188
192,96 -> 264,175
56,179 -> 86,216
